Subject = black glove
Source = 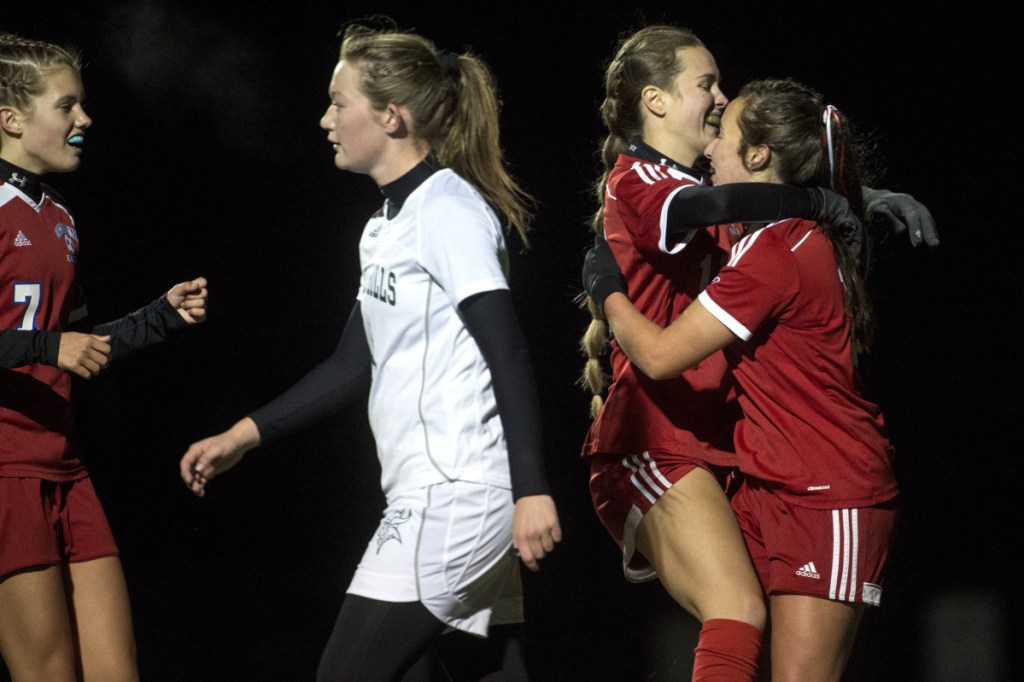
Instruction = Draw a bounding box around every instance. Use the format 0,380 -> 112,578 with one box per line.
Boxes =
582,234 -> 625,316
810,187 -> 863,262
862,187 -> 939,247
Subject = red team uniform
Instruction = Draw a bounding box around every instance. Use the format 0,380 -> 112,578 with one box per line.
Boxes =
698,217 -> 899,604
0,178 -> 84,479
582,143 -> 742,580
0,174 -> 117,577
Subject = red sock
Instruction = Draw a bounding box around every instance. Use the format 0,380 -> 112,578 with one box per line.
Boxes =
692,618 -> 762,681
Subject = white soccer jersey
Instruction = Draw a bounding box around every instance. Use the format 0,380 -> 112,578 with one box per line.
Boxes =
357,169 -> 512,499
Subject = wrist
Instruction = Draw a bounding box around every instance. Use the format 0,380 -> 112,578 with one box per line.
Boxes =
230,417 -> 261,451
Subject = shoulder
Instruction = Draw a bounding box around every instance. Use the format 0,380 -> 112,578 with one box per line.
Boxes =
416,170 -> 498,225
608,157 -> 702,210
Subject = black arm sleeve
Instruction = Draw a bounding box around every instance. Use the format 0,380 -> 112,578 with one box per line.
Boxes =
460,289 -> 550,500
0,329 -> 61,368
77,295 -> 189,361
249,303 -> 372,446
666,183 -> 817,236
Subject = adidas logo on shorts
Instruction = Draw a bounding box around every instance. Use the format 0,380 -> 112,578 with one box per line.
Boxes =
796,561 -> 821,579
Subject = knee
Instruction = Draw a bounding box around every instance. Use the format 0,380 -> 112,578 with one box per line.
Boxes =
737,592 -> 768,632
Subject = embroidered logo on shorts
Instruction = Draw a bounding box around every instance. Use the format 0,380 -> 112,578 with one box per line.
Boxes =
375,508 -> 412,554
862,582 -> 882,606
796,561 -> 821,579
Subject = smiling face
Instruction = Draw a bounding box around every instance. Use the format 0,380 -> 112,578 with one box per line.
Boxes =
704,97 -> 758,186
644,46 -> 728,166
1,65 -> 91,175
319,60 -> 390,179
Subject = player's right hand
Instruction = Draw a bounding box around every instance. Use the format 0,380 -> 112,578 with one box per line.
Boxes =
58,332 -> 111,379
179,418 -> 260,497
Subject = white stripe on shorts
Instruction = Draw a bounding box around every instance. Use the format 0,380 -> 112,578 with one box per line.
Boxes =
623,452 -> 672,506
828,508 -> 860,602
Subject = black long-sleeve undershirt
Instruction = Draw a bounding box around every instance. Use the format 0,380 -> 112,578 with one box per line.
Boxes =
248,304 -> 372,445
461,289 -> 550,499
248,291 -> 550,501
0,295 -> 188,369
665,183 -> 819,236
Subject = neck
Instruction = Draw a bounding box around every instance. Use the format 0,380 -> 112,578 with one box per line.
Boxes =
642,128 -> 701,170
371,140 -> 432,187
0,156 -> 43,201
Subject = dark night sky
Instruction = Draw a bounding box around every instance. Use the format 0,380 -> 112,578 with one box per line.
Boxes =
3,2 -> 1020,680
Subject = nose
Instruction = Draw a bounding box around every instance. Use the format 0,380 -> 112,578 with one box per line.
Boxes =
319,108 -> 333,130
704,138 -> 717,159
76,106 -> 92,129
712,84 -> 728,110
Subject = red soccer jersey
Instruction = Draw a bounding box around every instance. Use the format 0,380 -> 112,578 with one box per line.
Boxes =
698,217 -> 898,508
583,152 -> 742,465
0,180 -> 85,480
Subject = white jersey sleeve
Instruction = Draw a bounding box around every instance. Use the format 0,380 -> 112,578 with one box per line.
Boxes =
416,175 -> 509,308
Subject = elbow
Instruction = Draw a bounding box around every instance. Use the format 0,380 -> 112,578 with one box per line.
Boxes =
644,364 -> 681,382
632,352 -> 685,381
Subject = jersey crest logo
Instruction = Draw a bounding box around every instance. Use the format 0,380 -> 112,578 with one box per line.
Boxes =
375,508 -> 413,553
54,222 -> 79,262
14,230 -> 32,247
7,172 -> 27,188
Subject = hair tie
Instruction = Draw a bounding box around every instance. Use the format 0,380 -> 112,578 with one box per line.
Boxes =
821,105 -> 844,190
437,49 -> 460,78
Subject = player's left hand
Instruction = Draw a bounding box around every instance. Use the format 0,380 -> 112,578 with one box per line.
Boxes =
511,494 -> 562,572
582,234 -> 625,317
863,188 -> 939,247
167,276 -> 209,324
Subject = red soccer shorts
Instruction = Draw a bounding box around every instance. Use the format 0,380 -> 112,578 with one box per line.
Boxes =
0,476 -> 119,579
589,449 -> 736,582
731,478 -> 897,605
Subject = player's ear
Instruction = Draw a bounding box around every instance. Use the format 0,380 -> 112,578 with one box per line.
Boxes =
746,144 -> 771,171
0,106 -> 25,136
641,85 -> 667,118
381,103 -> 406,136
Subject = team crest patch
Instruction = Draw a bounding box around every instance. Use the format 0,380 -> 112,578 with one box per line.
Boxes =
54,222 -> 79,262
54,222 -> 78,242
375,508 -> 413,553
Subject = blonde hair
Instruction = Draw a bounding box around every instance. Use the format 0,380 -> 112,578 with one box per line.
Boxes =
0,33 -> 81,152
339,22 -> 534,245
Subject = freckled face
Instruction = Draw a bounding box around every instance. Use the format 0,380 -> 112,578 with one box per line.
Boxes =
4,65 -> 91,175
704,97 -> 755,186
319,60 -> 388,176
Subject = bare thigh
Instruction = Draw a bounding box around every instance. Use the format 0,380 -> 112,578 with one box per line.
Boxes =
767,593 -> 863,682
636,467 -> 765,628
0,565 -> 77,682
64,556 -> 138,682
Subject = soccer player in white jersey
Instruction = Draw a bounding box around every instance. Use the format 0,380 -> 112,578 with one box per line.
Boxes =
180,20 -> 560,680
585,77 -> 898,682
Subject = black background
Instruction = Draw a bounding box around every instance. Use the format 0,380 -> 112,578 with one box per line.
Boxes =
3,2 -> 1019,680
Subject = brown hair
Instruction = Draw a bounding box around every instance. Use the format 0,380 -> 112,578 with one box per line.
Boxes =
735,78 -> 875,349
580,24 -> 705,417
339,22 -> 534,245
